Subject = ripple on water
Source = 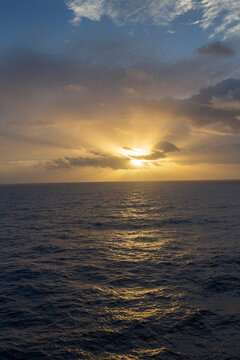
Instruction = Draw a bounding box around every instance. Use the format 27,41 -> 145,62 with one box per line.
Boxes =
0,181 -> 240,359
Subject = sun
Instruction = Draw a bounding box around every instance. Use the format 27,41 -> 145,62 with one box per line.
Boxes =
119,146 -> 149,167
131,158 -> 144,166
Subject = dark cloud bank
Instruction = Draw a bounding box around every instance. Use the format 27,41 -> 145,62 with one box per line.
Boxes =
197,41 -> 235,58
48,154 -> 133,170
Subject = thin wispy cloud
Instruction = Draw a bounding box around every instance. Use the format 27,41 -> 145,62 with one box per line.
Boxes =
65,0 -> 240,38
200,0 -> 240,38
66,0 -> 105,22
65,0 -> 193,26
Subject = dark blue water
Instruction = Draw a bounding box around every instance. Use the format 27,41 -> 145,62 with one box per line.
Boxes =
0,181 -> 240,359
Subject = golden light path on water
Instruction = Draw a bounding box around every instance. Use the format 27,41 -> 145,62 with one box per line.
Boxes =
73,227 -> 182,360
73,227 -> 184,360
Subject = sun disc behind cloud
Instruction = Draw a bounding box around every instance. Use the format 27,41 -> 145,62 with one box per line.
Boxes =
131,159 -> 144,167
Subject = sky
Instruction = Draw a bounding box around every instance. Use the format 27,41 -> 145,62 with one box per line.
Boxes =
1,0 -> 240,183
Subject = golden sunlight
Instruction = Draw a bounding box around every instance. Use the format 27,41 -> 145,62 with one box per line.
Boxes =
121,147 -> 148,158
119,147 -> 150,167
131,159 -> 144,166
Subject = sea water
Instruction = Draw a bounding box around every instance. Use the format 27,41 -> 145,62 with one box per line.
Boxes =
0,181 -> 240,359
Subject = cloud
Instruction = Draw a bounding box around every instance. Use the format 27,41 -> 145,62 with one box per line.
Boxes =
47,153 -> 133,170
121,141 -> 180,162
65,0 -> 240,39
197,41 -> 235,57
122,146 -> 133,151
1,47 -> 240,175
127,77 -> 240,134
192,78 -> 240,105
181,101 -> 240,133
47,140 -> 181,171
181,142 -> 240,165
131,151 -> 166,161
137,141 -> 180,160
65,0 -> 193,26
172,96 -> 240,134
200,0 -> 240,39
66,0 -> 105,22
154,141 -> 180,153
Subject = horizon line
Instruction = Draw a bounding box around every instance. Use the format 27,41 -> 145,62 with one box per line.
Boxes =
1,179 -> 240,186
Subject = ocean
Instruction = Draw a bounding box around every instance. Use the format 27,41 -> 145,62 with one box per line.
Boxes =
0,181 -> 240,359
